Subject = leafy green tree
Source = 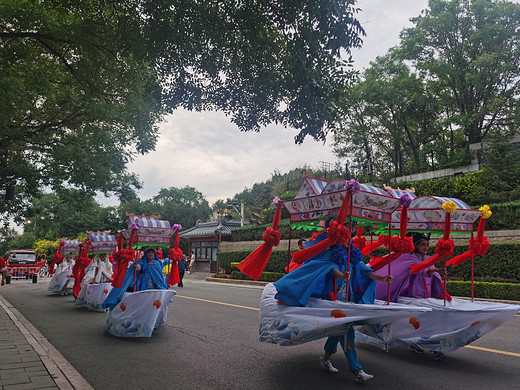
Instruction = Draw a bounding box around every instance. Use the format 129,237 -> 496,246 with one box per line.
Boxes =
27,190 -> 123,240
334,53 -> 441,180
120,186 -> 212,229
1,0 -> 366,219
472,138 -> 520,203
399,0 -> 520,147
34,239 -> 62,261
5,233 -> 37,252
334,0 -> 520,181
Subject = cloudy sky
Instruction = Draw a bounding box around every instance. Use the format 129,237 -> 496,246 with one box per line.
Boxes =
103,1 -> 429,206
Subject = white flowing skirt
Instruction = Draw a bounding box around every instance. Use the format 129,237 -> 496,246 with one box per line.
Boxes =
355,297 -> 520,352
105,289 -> 176,337
259,283 -> 430,346
48,270 -> 73,293
85,283 -> 113,312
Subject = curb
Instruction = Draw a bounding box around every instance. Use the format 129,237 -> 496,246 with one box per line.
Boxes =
0,295 -> 93,390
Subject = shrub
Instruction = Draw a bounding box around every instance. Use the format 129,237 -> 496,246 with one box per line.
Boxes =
231,271 -> 285,282
230,219 -> 313,242
447,281 -> 520,301
219,249 -> 296,274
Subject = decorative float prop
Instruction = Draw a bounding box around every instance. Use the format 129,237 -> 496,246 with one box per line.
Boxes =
104,214 -> 178,337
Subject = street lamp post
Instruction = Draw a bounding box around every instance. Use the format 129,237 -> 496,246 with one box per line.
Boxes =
227,198 -> 244,227
214,225 -> 225,274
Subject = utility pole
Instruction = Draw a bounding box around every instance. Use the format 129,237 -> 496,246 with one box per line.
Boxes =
319,161 -> 333,180
227,198 -> 244,227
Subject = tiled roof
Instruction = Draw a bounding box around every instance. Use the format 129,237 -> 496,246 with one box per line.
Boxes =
180,220 -> 243,238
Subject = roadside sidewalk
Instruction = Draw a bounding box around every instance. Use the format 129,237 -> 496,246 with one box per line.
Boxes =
0,295 -> 92,390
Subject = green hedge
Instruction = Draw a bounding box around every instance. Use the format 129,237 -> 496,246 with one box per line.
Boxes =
221,242 -> 520,283
219,249 -> 296,274
230,219 -> 313,242
447,281 -> 520,301
483,201 -> 520,231
372,242 -> 520,283
220,242 -> 520,300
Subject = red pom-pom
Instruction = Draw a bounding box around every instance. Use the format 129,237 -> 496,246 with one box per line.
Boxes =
379,234 -> 391,247
262,227 -> 281,247
327,221 -> 350,244
435,238 -> 455,258
470,236 -> 490,256
168,247 -> 183,262
390,236 -> 414,253
353,236 -> 366,250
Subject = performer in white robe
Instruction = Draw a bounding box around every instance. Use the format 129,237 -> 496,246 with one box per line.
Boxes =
75,253 -> 114,311
48,255 -> 75,295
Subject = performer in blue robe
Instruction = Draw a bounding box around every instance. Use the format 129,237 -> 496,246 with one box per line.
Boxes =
103,247 -> 167,310
274,232 -> 392,384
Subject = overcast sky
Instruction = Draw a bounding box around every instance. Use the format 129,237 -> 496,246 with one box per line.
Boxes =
100,1 -> 430,206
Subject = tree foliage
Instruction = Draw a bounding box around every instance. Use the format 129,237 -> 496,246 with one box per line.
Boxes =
333,0 -> 520,182
119,186 -> 212,230
400,0 -> 520,145
1,0 -> 366,219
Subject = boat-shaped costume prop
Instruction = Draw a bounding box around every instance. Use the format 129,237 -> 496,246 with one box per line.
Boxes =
239,183 -> 429,346
356,194 -> 520,355
243,178 -> 520,358
103,214 -> 178,337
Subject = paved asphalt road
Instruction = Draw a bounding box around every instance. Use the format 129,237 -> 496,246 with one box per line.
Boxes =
1,277 -> 520,390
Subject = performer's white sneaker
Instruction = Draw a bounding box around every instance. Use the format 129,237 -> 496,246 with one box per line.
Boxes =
353,370 -> 374,383
320,359 -> 338,373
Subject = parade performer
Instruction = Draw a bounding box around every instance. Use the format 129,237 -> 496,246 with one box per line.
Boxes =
48,254 -> 75,295
75,253 -> 114,310
0,256 -> 6,286
375,233 -> 450,304
274,236 -> 392,383
72,243 -> 92,299
374,232 -> 450,360
103,246 -> 175,338
103,247 -> 167,310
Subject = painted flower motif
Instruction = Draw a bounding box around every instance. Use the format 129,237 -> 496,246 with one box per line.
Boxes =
103,289 -> 109,294
330,309 -> 346,318
479,205 -> 492,219
409,317 -> 420,330
272,196 -> 281,207
399,193 -> 413,208
153,299 -> 162,309
344,179 -> 360,194
442,201 -> 457,214
120,303 -> 126,312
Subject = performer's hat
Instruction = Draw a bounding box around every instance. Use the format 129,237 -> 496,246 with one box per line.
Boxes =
411,232 -> 431,245
143,247 -> 157,253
